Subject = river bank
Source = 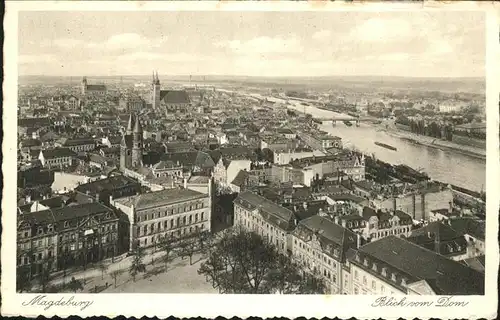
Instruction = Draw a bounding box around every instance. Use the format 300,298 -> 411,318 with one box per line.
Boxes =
381,127 -> 486,160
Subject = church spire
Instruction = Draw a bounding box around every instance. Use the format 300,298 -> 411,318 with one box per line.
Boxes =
126,113 -> 134,134
133,113 -> 142,133
152,71 -> 155,83
155,70 -> 160,85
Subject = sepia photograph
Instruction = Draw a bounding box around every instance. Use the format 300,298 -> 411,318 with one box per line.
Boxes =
2,1 -> 499,319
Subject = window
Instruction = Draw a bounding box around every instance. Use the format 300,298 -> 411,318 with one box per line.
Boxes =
372,280 -> 376,290
363,276 -> 367,285
201,212 -> 204,220
189,215 -> 192,224
195,214 -> 199,222
354,270 -> 358,280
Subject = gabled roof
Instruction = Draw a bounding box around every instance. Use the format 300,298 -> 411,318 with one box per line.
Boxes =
350,236 -> 484,295
295,215 -> 357,261
234,191 -> 295,231
159,90 -> 190,104
449,218 -> 485,241
230,170 -> 249,187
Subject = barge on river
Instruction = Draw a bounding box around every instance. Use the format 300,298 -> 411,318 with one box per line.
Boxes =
374,141 -> 397,151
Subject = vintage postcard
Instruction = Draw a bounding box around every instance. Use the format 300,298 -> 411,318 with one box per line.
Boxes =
2,1 -> 499,319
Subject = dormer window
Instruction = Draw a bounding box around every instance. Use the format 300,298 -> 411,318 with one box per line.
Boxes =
363,258 -> 369,267
401,278 -> 407,287
333,248 -> 339,257
37,227 -> 43,235
64,221 -> 69,228
47,224 -> 54,233
381,267 -> 387,277
355,253 -> 361,262
391,273 -> 397,282
372,263 -> 377,272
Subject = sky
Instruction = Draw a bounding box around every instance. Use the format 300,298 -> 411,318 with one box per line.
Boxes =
18,11 -> 486,78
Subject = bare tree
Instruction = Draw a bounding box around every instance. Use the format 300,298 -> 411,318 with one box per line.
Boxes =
179,236 -> 197,265
109,269 -> 124,288
97,261 -> 108,280
129,246 -> 146,282
159,234 -> 175,272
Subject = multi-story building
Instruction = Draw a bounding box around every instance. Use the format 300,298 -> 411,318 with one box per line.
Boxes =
233,191 -> 295,254
345,236 -> 484,295
17,202 -> 126,277
38,148 -> 76,168
110,188 -> 211,250
335,206 -> 413,242
55,137 -> 96,153
291,214 -> 359,294
273,148 -> 325,165
74,175 -> 142,206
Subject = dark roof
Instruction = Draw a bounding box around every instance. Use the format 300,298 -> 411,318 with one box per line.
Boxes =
295,215 -> 357,261
234,191 -> 295,231
449,218 -> 485,241
115,188 -> 207,210
18,118 -> 51,128
159,90 -> 190,104
230,170 -> 249,187
407,221 -> 468,256
75,175 -> 138,194
362,206 -> 412,224
57,137 -> 95,146
352,236 -> 484,295
160,151 -> 215,169
41,148 -> 77,159
86,84 -> 106,91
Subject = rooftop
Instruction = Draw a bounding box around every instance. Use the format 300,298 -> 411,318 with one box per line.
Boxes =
115,188 -> 207,210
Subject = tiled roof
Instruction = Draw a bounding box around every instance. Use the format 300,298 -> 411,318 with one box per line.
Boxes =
350,236 -> 484,295
41,148 -> 77,159
234,191 -> 295,231
115,188 -> 207,210
295,215 -> 357,261
86,84 -> 106,91
75,175 -> 139,194
449,218 -> 485,241
407,222 -> 468,256
230,170 -> 249,187
159,90 -> 190,104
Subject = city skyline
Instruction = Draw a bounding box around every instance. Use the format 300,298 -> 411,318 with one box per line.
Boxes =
19,11 -> 485,78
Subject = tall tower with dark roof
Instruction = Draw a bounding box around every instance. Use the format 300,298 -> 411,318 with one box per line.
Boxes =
120,114 -> 133,171
151,71 -> 161,110
132,113 -> 143,167
81,77 -> 88,95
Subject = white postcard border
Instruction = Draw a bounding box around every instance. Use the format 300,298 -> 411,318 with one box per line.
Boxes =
2,1 -> 499,319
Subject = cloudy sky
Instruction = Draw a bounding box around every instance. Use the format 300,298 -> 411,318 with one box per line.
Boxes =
18,11 -> 485,77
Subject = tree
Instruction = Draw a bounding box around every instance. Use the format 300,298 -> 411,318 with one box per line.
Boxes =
159,234 -> 175,271
38,258 -> 53,292
298,270 -> 328,294
129,247 -> 146,282
110,269 -> 124,288
67,277 -> 84,293
16,266 -> 32,293
97,262 -> 108,280
59,250 -> 73,286
179,236 -> 198,265
198,230 -> 276,294
263,254 -> 303,294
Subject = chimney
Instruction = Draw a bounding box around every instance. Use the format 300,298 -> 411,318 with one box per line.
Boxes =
183,178 -> 187,189
356,233 -> 362,248
448,201 -> 453,214
434,228 -> 441,253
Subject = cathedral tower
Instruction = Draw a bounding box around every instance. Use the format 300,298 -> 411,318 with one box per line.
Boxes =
120,114 -> 134,171
81,77 -> 87,95
132,113 -> 143,167
151,71 -> 161,110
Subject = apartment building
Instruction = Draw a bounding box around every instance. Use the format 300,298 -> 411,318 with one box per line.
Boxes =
110,188 -> 211,250
233,191 -> 295,254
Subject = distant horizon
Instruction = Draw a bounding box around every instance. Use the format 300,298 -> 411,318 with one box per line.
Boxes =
18,74 -> 485,81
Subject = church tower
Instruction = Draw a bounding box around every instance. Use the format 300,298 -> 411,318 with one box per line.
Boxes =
132,113 -> 143,168
81,77 -> 87,95
120,114 -> 134,171
151,71 -> 161,110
